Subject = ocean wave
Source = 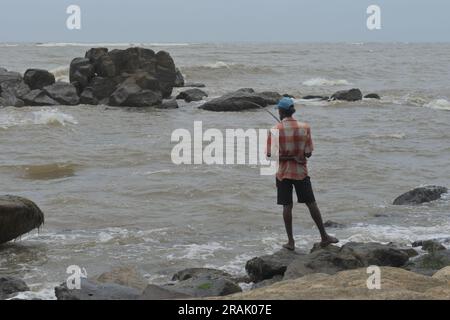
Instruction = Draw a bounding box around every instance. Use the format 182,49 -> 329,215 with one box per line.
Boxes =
0,107 -> 78,129
302,78 -> 351,87
370,133 -> 406,139
423,99 -> 450,111
50,66 -> 70,82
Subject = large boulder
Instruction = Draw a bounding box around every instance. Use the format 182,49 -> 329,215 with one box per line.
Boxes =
393,186 -> 448,205
0,195 -> 45,245
23,69 -> 55,90
69,58 -> 95,91
0,276 -> 30,300
219,267 -> 450,300
283,242 -> 409,280
200,90 -> 268,111
0,92 -> 24,107
22,89 -> 58,106
0,79 -> 30,99
0,69 -> 22,84
330,88 -> 363,101
176,88 -> 208,102
245,249 -> 305,282
80,77 -> 117,104
43,82 -> 80,105
55,278 -> 141,300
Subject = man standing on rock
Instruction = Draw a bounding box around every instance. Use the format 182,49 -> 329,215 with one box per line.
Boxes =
267,97 -> 338,250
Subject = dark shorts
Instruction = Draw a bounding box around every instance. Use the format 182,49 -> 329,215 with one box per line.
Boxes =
276,176 -> 316,205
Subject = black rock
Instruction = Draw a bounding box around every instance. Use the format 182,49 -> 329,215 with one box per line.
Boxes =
172,268 -> 232,281
174,68 -> 185,87
0,79 -> 30,99
176,88 -> 208,102
24,69 -> 55,90
85,47 -> 108,64
0,69 -> 22,84
157,99 -> 179,109
86,77 -> 118,101
0,195 -> 45,245
22,89 -> 58,106
245,249 -> 305,282
0,92 -> 24,107
364,93 -> 381,99
302,95 -> 329,100
43,82 -> 80,105
0,276 -> 30,300
393,186 -> 448,205
200,90 -> 268,112
330,88 -> 363,101
79,87 -> 98,105
258,91 -> 282,105
69,58 -> 95,90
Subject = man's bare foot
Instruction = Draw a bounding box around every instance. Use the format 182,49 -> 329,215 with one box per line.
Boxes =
320,235 -> 339,247
282,243 -> 295,251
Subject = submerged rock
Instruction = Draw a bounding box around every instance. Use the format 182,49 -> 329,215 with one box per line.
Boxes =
0,195 -> 44,245
393,186 -> 448,205
0,276 -> 30,300
176,88 -> 208,102
302,95 -> 329,100
24,69 -> 55,90
200,90 -> 268,111
330,88 -> 363,101
412,240 -> 446,253
184,82 -> 206,88
157,99 -> 179,109
364,93 -> 381,99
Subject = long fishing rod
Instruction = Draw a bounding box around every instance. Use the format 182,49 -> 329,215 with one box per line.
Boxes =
245,101 -> 281,123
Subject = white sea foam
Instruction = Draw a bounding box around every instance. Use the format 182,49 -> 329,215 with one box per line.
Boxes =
0,108 -> 78,129
167,242 -> 229,260
302,78 -> 351,87
370,133 -> 406,139
204,61 -> 234,69
8,287 -> 57,300
423,99 -> 450,111
50,66 -> 70,82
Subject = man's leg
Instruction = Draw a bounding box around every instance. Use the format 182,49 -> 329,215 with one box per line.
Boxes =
306,201 -> 339,246
283,204 -> 295,250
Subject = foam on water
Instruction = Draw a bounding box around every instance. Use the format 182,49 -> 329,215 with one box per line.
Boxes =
0,107 -> 78,129
50,66 -> 70,82
424,99 -> 450,111
302,78 -> 351,86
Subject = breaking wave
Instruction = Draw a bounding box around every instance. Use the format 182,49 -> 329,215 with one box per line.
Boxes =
50,66 -> 70,82
0,107 -> 78,129
423,99 -> 450,111
183,61 -> 275,75
302,78 -> 351,86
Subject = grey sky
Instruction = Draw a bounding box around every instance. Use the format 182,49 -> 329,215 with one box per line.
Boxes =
0,0 -> 449,42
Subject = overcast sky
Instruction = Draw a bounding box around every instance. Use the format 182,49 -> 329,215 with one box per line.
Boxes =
0,0 -> 449,42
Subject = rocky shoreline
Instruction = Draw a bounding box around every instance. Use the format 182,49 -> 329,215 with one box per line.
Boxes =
1,186 -> 449,300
